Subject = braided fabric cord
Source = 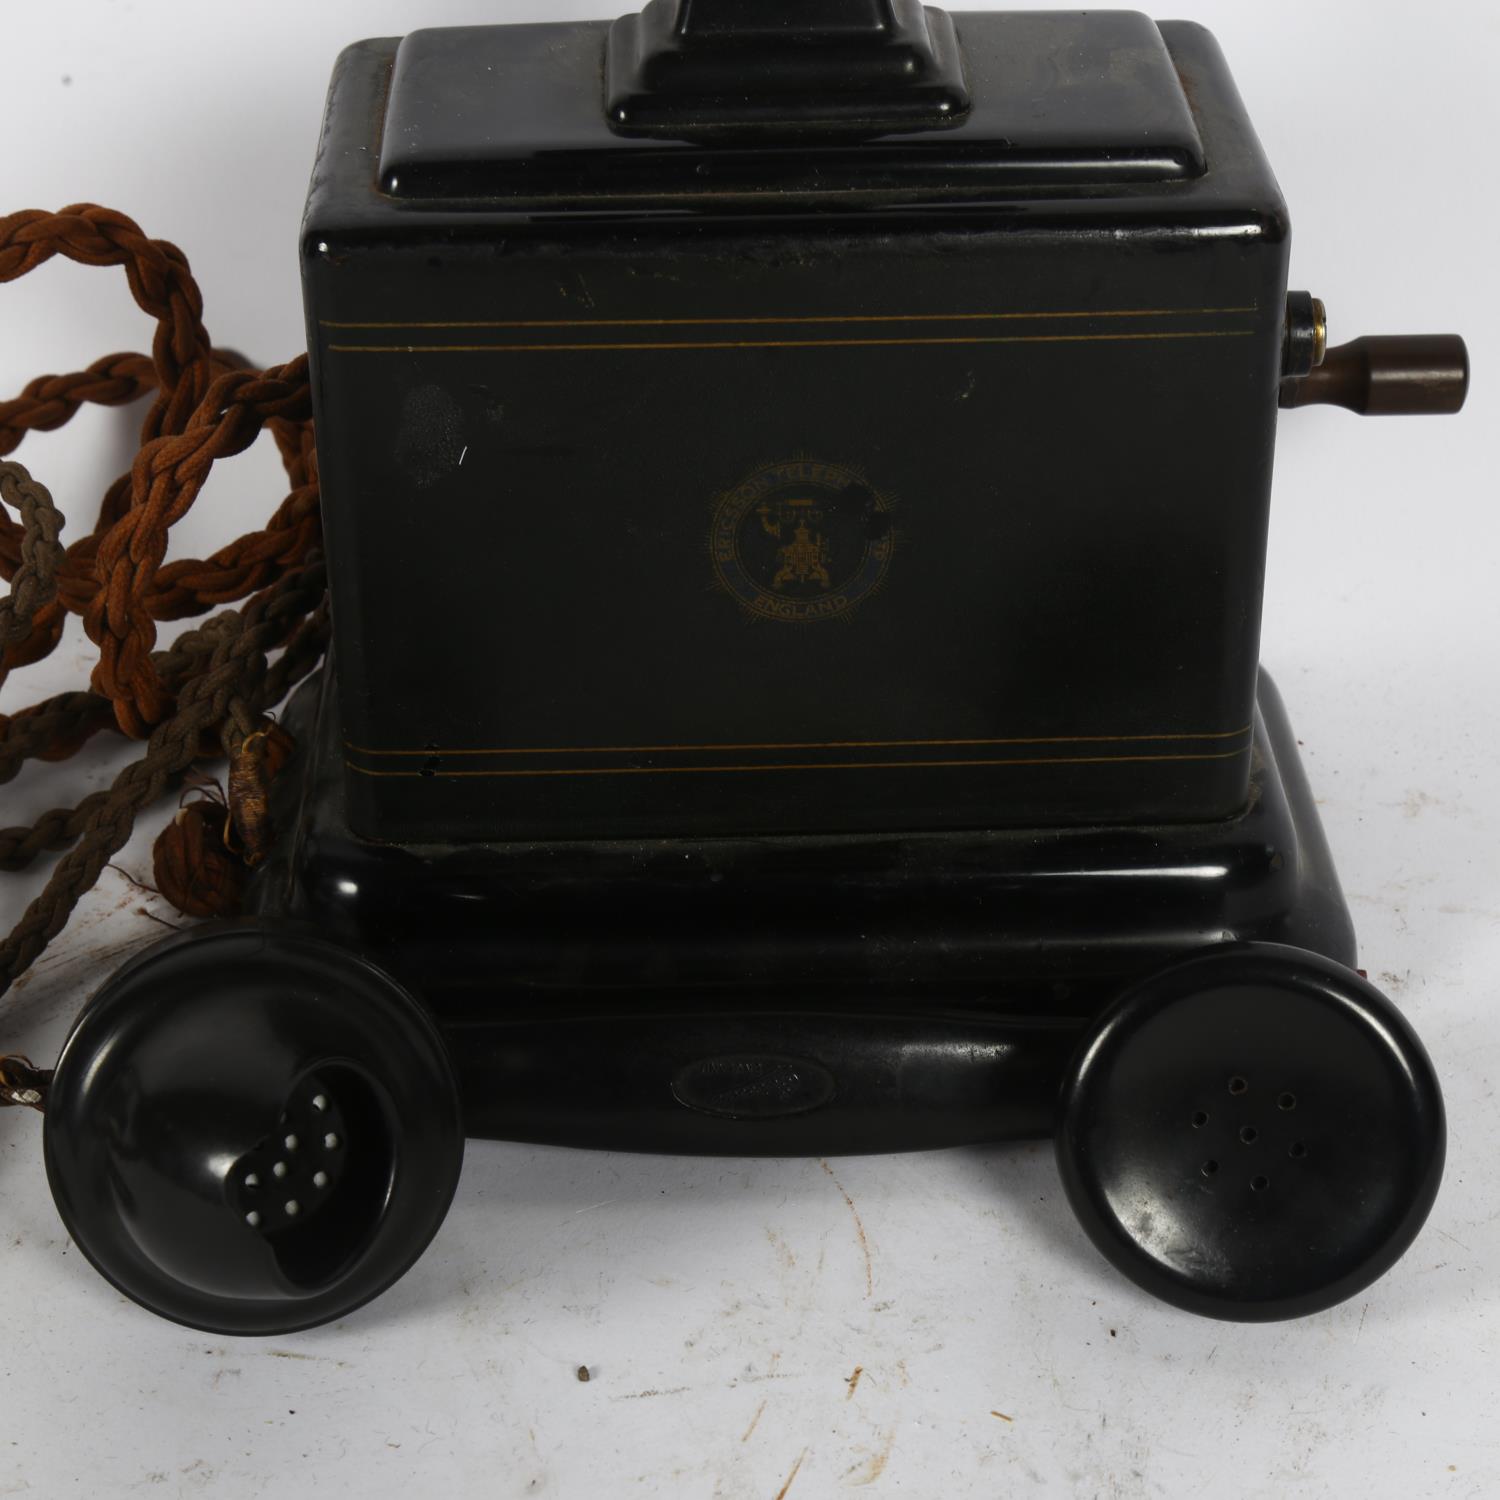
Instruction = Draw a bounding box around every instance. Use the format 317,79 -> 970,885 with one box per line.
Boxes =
0,558 -> 328,993
0,205 -> 329,1067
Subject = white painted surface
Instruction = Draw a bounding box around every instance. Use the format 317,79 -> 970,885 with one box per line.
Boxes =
1,3 -> 1496,1496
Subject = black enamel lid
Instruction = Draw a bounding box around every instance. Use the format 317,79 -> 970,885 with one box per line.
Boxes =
376,5 -> 1206,201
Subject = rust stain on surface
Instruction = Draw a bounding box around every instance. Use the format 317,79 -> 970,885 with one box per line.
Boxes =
773,1447 -> 808,1500
991,1410 -> 1013,1423
741,1399 -> 767,1443
819,1160 -> 873,1297
847,1428 -> 896,1486
845,1366 -> 863,1400
254,1348 -> 351,1368
765,1227 -> 796,1270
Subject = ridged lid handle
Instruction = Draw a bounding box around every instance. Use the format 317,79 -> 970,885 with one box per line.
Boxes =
606,0 -> 970,139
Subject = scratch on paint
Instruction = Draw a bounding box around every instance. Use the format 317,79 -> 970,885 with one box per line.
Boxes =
991,1410 -> 1013,1423
819,1160 -> 873,1297
774,1448 -> 808,1500
741,1400 -> 767,1443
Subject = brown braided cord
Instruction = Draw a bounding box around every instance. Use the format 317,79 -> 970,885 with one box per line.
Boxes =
0,460 -> 63,677
0,206 -> 322,733
0,206 -> 213,442
0,530 -> 330,862
0,581 -> 328,808
0,557 -> 328,995
0,352 -> 156,454
80,358 -> 314,733
0,598 -> 328,875
0,790 -> 110,874
0,206 -> 329,1085
0,690 -> 117,784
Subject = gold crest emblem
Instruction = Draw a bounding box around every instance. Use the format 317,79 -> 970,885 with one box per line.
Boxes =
710,460 -> 895,623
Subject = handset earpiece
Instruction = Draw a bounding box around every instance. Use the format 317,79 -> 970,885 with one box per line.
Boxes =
42,923 -> 463,1336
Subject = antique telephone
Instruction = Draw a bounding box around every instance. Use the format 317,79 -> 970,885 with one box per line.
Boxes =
0,3 -> 1470,1334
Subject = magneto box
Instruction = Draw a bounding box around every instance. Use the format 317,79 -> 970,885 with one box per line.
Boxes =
303,7 -> 1299,844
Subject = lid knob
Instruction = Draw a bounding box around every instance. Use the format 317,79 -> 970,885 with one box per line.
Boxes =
606,0 -> 970,139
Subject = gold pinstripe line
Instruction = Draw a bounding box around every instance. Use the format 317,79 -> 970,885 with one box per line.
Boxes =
345,747 -> 1251,779
344,726 -> 1253,758
328,329 -> 1256,354
320,305 -> 1259,331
